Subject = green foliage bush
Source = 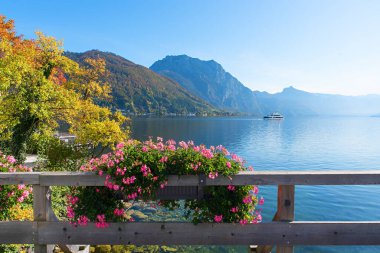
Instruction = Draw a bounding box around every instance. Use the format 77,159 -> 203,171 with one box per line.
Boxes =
68,138 -> 262,226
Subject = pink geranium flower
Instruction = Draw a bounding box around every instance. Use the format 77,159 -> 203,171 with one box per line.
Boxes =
208,172 -> 218,179
7,155 -> 16,164
239,219 -> 248,225
78,215 -> 90,226
243,196 -> 252,204
214,215 -> 223,223
113,208 -> 124,216
116,142 -> 125,149
201,149 -> 214,159
95,214 -> 109,228
227,185 -> 235,191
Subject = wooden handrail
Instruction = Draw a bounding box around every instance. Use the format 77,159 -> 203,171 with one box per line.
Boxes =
2,170 -> 380,186
1,170 -> 380,253
1,221 -> 380,245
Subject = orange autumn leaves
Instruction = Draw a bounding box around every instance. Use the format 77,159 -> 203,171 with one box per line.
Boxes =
0,15 -> 128,152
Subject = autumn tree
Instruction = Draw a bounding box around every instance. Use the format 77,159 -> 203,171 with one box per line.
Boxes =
0,15 -> 129,161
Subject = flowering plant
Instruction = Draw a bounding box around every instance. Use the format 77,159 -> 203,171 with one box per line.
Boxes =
68,138 -> 263,227
0,151 -> 33,220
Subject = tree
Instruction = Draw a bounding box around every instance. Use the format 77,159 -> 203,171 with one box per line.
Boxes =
0,15 -> 129,161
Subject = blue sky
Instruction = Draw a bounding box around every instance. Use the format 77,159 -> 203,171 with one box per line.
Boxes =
2,0 -> 380,95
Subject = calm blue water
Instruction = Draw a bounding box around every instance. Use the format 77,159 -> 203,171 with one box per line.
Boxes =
131,116 -> 380,253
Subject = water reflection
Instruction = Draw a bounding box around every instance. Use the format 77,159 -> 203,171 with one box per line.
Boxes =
131,116 -> 380,253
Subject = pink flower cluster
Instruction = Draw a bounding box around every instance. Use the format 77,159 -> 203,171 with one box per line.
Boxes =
16,184 -> 31,202
70,138 -> 263,227
127,192 -> 138,200
227,185 -> 235,191
96,214 -> 108,228
0,151 -> 33,217
122,176 -> 136,185
201,149 -> 214,159
7,155 -> 16,164
178,141 -> 188,149
243,196 -> 253,204
140,164 -> 151,177
159,156 -> 168,163
191,162 -> 202,171
67,195 -> 79,219
214,215 -> 223,223
231,154 -> 243,164
78,215 -> 90,226
208,171 -> 218,179
113,208 -> 124,216
216,145 -> 230,156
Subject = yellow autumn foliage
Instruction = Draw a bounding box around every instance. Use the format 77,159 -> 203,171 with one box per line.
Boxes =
0,15 -> 128,157
9,204 -> 33,221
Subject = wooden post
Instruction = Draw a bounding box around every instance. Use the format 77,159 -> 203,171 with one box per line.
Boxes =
33,185 -> 49,253
256,185 -> 295,253
276,246 -> 294,253
276,185 -> 295,253
197,174 -> 206,200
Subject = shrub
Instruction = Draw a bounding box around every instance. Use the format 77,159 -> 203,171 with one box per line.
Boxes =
68,138 -> 262,226
0,151 -> 33,221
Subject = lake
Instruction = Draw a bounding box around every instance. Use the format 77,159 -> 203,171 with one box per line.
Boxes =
131,116 -> 380,253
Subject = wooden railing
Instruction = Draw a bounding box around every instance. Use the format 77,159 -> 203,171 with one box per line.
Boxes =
2,170 -> 380,253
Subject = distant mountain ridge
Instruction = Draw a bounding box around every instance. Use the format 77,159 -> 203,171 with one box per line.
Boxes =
65,50 -> 218,115
150,55 -> 261,115
66,50 -> 380,117
151,55 -> 380,117
255,86 -> 380,116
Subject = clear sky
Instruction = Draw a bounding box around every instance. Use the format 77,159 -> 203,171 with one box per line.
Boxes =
2,0 -> 380,95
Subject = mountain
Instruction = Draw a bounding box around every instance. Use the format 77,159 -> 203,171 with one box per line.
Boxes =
150,55 -> 261,115
66,51 -> 380,117
253,87 -> 318,116
65,50 -> 218,115
255,86 -> 380,116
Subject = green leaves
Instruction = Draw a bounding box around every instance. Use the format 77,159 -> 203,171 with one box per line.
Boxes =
0,16 -> 129,161
70,139 -> 262,225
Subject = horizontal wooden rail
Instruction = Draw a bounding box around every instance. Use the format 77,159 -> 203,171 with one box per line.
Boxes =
2,170 -> 380,186
2,171 -> 380,253
1,221 -> 380,246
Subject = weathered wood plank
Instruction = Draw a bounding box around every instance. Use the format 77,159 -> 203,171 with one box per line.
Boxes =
206,171 -> 380,186
0,170 -> 380,186
256,212 -> 280,253
39,172 -> 105,186
277,246 -> 293,253
35,221 -> 380,245
33,186 -> 49,221
2,170 -> 380,186
257,185 -> 295,253
33,186 -> 49,253
156,186 -> 198,199
2,221 -> 380,245
0,172 -> 39,185
45,189 -> 75,253
0,221 -> 36,244
277,185 -> 295,222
